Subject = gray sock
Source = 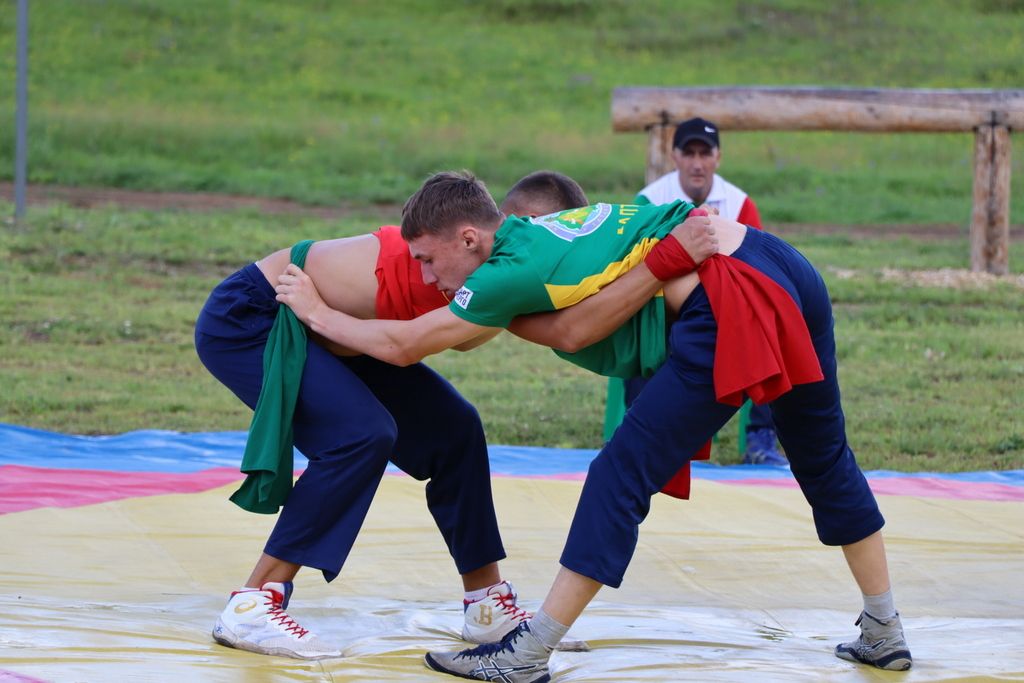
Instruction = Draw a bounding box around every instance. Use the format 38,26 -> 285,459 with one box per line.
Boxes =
527,608 -> 570,652
863,589 -> 897,621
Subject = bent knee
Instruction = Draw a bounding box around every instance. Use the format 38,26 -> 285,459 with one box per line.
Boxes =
361,414 -> 398,455
301,411 -> 397,465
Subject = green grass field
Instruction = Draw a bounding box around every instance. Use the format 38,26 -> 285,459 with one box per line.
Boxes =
2,202 -> 1021,471
0,1 -> 1022,471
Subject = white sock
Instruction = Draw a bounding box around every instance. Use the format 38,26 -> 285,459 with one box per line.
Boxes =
464,581 -> 503,603
864,589 -> 897,620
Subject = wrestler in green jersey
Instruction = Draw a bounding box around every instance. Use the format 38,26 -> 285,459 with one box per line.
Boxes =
448,200 -> 696,378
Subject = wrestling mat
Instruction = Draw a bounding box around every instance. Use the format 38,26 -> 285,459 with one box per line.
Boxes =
1,423 -> 1022,682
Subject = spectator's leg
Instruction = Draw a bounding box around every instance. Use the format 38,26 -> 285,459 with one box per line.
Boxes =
743,401 -> 787,465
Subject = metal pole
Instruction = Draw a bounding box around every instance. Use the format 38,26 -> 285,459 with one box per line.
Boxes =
15,0 -> 28,220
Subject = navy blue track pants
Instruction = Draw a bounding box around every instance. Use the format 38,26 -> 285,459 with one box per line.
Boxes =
195,264 -> 505,582
562,229 -> 884,588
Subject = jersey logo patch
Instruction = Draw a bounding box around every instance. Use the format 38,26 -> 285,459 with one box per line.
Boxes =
529,203 -> 612,242
452,286 -> 474,309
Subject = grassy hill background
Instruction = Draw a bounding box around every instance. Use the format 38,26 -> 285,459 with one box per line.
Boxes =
2,0 -> 1024,223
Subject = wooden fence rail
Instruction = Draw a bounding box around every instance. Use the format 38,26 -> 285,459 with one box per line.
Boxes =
611,87 -> 1023,274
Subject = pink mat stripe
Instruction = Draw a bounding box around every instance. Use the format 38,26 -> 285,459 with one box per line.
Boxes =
0,671 -> 49,683
2,465 -> 1021,516
712,476 -> 1024,502
0,465 -> 244,514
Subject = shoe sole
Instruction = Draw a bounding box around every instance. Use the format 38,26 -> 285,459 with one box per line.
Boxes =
836,647 -> 913,671
425,653 -> 551,683
212,625 -> 341,660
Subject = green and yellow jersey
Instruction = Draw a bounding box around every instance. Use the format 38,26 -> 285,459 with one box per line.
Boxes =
449,200 -> 695,377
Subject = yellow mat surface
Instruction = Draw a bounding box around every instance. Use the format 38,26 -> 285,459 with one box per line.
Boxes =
2,475 -> 1023,682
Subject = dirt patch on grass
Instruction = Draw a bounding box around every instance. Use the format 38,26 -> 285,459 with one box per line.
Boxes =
880,267 -> 1024,290
829,266 -> 1024,290
2,182 -> 401,219
773,223 -> 969,240
5,182 -> 1023,243
773,222 -> 1024,243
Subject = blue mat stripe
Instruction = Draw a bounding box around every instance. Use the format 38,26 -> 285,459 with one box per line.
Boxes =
1,423 -> 1021,485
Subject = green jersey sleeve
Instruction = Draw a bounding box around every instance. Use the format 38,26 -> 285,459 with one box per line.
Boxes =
447,251 -> 551,328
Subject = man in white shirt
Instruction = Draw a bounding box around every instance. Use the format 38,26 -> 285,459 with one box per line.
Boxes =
636,116 -> 762,225
615,117 -> 786,466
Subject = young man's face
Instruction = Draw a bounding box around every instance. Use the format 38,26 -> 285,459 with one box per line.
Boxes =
408,227 -> 490,299
671,140 -> 721,205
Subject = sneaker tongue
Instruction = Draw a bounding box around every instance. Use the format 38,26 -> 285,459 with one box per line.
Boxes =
261,581 -> 290,606
489,581 -> 514,598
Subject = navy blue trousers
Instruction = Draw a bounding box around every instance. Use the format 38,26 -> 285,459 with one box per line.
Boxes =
195,264 -> 505,582
562,229 -> 884,588
625,376 -> 776,433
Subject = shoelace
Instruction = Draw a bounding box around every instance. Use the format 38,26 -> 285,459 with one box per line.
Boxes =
456,623 -> 527,660
264,594 -> 310,638
495,590 -> 531,622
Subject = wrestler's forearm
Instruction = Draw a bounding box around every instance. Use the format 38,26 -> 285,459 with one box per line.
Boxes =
452,327 -> 503,351
305,305 -> 417,365
275,262 -> 477,364
507,264 -> 663,352
305,304 -> 488,366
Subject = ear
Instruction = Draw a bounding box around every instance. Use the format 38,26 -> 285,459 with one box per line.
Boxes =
458,224 -> 480,250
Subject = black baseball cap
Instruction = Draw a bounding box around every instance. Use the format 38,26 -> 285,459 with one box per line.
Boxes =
673,117 -> 720,150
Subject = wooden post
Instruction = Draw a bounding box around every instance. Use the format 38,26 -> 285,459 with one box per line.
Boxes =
645,123 -> 674,184
971,124 -> 1011,274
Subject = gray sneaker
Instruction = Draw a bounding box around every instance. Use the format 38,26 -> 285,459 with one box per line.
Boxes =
835,611 -> 912,671
425,621 -> 551,682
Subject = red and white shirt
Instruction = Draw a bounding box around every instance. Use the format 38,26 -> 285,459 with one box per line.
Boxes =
636,171 -> 762,228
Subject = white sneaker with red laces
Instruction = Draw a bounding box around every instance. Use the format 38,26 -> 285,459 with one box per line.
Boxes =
212,581 -> 342,659
461,581 -> 532,644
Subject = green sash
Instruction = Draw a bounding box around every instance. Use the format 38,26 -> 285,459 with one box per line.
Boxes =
230,240 -> 313,513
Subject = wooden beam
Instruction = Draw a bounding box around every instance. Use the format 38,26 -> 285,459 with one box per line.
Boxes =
612,87 -> 1024,132
645,124 -> 674,184
613,87 -> 1016,273
970,125 -> 1011,274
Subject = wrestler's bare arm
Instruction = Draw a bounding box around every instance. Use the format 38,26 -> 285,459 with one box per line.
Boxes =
276,264 -> 492,366
306,316 -> 498,358
453,327 -> 503,351
508,264 -> 665,352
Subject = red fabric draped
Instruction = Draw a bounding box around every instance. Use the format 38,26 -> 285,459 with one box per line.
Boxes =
660,253 -> 822,499
660,440 -> 711,500
700,254 -> 823,406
